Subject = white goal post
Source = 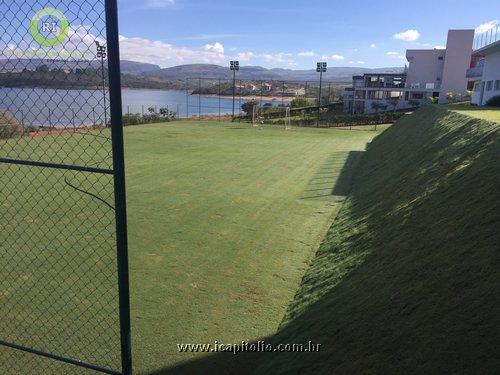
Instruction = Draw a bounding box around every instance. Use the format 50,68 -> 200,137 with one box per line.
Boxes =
252,104 -> 261,127
285,107 -> 291,130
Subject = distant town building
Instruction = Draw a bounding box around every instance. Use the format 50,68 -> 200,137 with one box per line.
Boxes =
261,83 -> 272,92
342,29 -> 475,114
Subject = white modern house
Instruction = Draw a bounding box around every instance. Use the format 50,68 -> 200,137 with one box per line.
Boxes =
470,30 -> 500,106
343,29 -> 475,114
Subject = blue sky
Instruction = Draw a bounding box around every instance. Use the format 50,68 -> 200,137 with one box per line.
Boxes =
1,0 -> 497,69
114,0 -> 499,69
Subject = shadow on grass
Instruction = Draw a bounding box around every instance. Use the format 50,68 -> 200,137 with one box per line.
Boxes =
300,150 -> 365,200
147,108 -> 500,374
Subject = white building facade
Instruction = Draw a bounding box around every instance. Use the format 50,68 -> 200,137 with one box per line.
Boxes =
343,29 -> 474,114
471,40 -> 500,106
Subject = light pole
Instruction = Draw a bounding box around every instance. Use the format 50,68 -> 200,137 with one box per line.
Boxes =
230,60 -> 239,120
316,62 -> 327,127
96,41 -> 108,127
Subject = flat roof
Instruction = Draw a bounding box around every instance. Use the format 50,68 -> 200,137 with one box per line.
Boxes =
473,40 -> 500,56
361,73 -> 406,77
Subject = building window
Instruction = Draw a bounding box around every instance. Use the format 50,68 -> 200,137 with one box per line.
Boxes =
386,91 -> 402,99
367,90 -> 384,100
411,92 -> 424,100
354,101 -> 365,114
486,81 -> 493,91
355,90 -> 366,99
473,81 -> 482,92
495,80 -> 500,91
426,83 -> 435,89
438,56 -> 444,61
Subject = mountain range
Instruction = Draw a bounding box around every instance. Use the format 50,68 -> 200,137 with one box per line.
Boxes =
140,63 -> 404,82
0,59 -> 404,82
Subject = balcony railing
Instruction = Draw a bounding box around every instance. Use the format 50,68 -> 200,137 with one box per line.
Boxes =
365,82 -> 405,88
466,65 -> 484,79
474,25 -> 500,50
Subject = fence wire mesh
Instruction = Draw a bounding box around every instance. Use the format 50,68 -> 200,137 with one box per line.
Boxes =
0,0 -> 127,374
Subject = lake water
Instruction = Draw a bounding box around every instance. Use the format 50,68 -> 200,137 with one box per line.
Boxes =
0,87 -> 282,127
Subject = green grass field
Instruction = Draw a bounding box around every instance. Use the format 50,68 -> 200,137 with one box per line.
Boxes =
446,103 -> 500,122
0,121 -> 383,373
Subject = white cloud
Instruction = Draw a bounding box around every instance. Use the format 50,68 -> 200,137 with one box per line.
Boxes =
370,43 -> 377,49
147,0 -> 175,7
320,55 -> 329,60
475,20 -> 499,34
351,48 -> 359,52
236,51 -> 254,62
394,29 -> 420,42
118,36 -> 227,66
330,54 -> 344,61
262,52 -> 294,64
434,45 -> 446,49
297,51 -> 316,57
386,51 -> 406,60
349,60 -> 365,64
203,42 -> 224,54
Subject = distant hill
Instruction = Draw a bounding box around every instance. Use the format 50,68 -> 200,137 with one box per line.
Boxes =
146,64 -> 404,82
0,58 -> 161,75
120,60 -> 162,75
1,59 -> 403,82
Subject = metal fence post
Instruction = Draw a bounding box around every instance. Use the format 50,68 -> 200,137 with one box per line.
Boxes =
218,79 -> 221,122
198,78 -> 201,118
105,0 -> 132,374
186,78 -> 189,119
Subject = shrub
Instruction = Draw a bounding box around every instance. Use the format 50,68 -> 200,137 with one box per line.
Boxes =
408,100 -> 421,108
428,96 -> 439,104
291,96 -> 314,108
241,100 -> 259,117
486,96 -> 500,107
0,110 -> 23,139
446,91 -> 459,102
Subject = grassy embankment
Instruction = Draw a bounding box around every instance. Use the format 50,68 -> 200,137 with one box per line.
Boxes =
257,106 -> 500,374
162,106 -> 499,374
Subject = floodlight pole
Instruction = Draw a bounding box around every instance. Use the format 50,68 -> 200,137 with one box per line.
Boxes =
230,61 -> 239,121
232,69 -> 236,119
96,41 -> 108,127
316,62 -> 327,127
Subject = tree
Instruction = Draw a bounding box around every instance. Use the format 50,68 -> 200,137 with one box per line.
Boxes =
370,102 -> 387,131
291,96 -> 314,108
408,99 -> 421,108
388,98 -> 399,113
241,100 -> 259,118
370,101 -> 388,115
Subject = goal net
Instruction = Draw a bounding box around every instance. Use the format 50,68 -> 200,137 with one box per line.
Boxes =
285,107 -> 292,130
252,105 -> 262,127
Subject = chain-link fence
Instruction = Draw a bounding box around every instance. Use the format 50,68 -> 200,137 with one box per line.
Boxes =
182,77 -> 344,121
0,0 -> 131,374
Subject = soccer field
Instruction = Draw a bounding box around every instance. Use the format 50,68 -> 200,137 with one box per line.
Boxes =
1,121 -> 383,373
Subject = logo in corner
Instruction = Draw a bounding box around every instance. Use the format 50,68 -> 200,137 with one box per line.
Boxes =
30,7 -> 69,47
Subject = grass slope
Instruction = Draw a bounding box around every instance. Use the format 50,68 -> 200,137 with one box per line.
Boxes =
446,103 -> 500,123
0,122 -> 381,373
253,106 -> 500,374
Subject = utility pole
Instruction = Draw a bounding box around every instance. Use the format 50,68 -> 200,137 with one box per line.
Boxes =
316,62 -> 327,127
230,60 -> 239,121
